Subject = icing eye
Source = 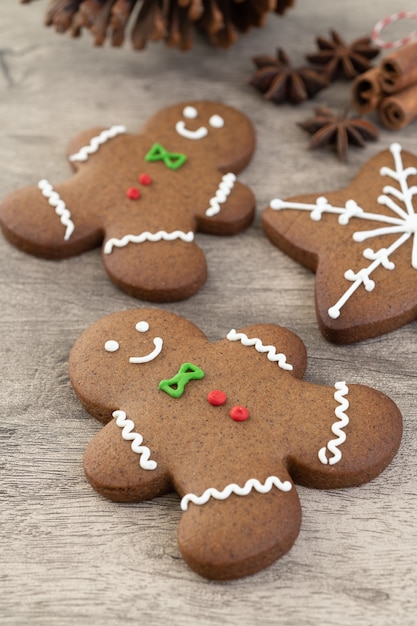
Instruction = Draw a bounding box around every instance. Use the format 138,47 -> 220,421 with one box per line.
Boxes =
105,340 -> 120,353
136,321 -> 150,332
183,106 -> 198,119
209,115 -> 224,129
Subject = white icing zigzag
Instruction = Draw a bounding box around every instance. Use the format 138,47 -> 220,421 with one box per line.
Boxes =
206,173 -> 236,217
180,475 -> 293,511
69,125 -> 126,162
113,410 -> 157,471
226,329 -> 293,371
38,179 -> 74,240
104,230 -> 194,254
318,381 -> 349,466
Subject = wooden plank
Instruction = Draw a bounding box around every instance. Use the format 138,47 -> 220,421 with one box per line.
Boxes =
1,1 -> 417,624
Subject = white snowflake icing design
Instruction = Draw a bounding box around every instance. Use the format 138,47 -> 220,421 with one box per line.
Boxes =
270,143 -> 417,319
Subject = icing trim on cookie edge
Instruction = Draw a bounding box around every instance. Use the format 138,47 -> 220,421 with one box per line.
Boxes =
206,173 -> 236,217
226,329 -> 293,371
180,476 -> 293,511
69,125 -> 126,162
114,410 -> 157,470
318,381 -> 349,466
103,230 -> 195,254
38,179 -> 74,240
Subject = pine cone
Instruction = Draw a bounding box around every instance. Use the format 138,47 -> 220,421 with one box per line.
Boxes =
21,0 -> 296,51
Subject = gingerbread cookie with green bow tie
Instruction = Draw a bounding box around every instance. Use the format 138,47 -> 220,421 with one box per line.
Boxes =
69,308 -> 402,580
0,101 -> 255,301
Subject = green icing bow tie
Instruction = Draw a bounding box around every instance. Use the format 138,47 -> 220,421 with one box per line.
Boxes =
145,143 -> 187,170
159,363 -> 204,398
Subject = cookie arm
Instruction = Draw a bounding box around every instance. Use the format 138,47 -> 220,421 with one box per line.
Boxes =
83,415 -> 171,503
0,179 -> 103,259
196,176 -> 256,236
286,381 -> 402,489
66,125 -> 127,172
224,323 -> 308,380
178,468 -> 301,580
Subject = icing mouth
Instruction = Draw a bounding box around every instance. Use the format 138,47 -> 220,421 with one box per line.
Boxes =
175,120 -> 208,140
129,337 -> 163,364
175,106 -> 225,141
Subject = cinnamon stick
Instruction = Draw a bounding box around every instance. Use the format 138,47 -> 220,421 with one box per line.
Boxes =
352,67 -> 382,114
379,40 -> 417,94
378,83 -> 417,130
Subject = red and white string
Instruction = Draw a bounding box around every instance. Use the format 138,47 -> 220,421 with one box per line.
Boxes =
372,11 -> 417,49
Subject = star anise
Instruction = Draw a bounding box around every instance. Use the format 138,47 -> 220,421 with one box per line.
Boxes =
250,48 -> 328,105
298,106 -> 378,161
20,0 -> 296,51
306,30 -> 380,81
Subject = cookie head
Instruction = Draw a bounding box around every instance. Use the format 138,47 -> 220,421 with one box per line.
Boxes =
68,308 -> 206,422
175,104 -> 226,141
142,100 -> 256,172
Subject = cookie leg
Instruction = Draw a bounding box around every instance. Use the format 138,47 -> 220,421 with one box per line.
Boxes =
102,236 -> 207,301
177,472 -> 301,580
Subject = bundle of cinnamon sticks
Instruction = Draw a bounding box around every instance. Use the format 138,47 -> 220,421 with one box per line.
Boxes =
352,40 -> 417,130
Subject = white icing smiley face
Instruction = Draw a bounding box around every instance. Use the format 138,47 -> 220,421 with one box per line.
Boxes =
175,106 -> 225,140
104,320 -> 163,363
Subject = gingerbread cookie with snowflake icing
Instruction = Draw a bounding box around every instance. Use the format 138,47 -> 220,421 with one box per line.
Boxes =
0,101 -> 255,301
68,308 -> 402,580
263,143 -> 417,343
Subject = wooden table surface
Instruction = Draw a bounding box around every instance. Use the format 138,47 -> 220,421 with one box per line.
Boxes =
1,1 -> 417,624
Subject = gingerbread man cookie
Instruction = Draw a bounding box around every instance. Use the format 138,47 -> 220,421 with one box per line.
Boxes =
263,143 -> 417,343
69,309 -> 402,580
0,101 -> 255,301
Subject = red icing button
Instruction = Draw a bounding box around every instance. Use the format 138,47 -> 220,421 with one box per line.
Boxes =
139,173 -> 152,185
229,406 -> 249,422
126,187 -> 141,200
207,390 -> 227,406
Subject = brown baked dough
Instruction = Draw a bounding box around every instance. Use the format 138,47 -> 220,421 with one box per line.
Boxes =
0,101 -> 255,301
263,143 -> 417,343
69,308 -> 402,580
